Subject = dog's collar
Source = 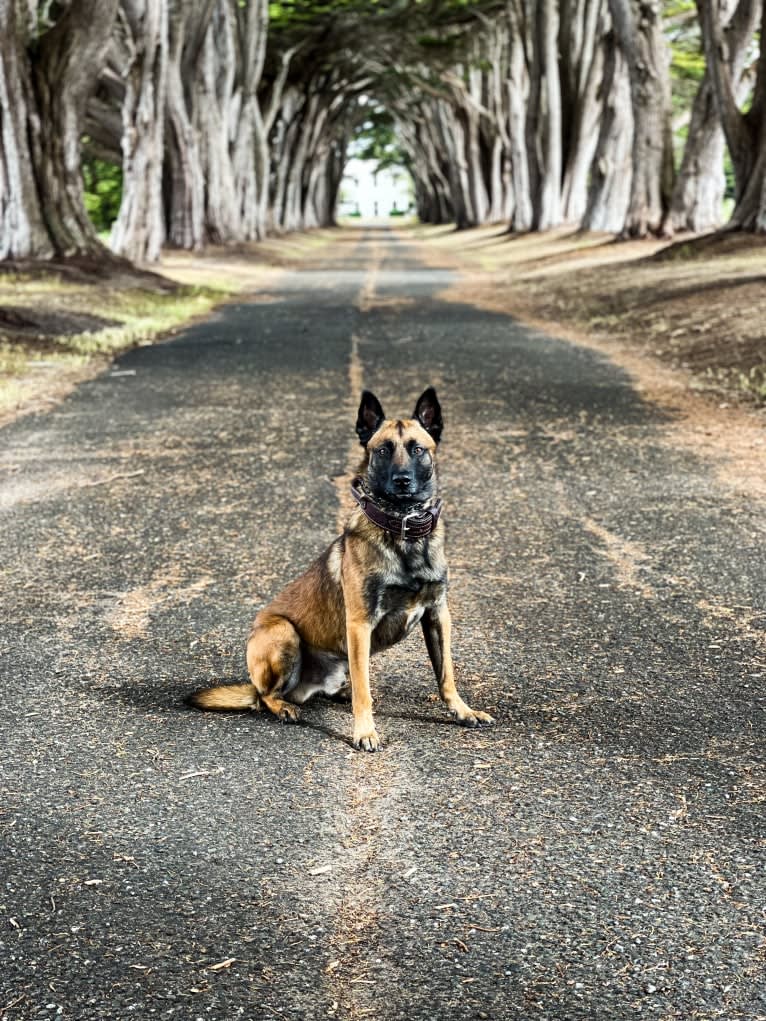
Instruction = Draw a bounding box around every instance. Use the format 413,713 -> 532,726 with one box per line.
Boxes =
350,477 -> 442,542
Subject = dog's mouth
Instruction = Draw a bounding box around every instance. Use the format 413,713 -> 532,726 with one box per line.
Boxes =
380,486 -> 432,510
360,475 -> 434,512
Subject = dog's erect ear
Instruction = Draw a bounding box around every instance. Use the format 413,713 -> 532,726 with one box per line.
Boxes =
356,390 -> 385,446
413,387 -> 443,444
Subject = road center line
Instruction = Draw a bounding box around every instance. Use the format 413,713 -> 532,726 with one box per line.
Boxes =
333,232 -> 383,534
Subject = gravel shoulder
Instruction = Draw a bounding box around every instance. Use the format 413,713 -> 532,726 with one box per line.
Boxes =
408,223 -> 766,407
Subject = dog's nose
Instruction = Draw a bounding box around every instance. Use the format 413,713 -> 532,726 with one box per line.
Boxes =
393,475 -> 412,493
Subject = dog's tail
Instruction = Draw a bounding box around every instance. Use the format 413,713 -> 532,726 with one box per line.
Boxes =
188,683 -> 261,711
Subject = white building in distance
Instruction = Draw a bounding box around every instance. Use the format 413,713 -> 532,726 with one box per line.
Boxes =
338,158 -> 413,220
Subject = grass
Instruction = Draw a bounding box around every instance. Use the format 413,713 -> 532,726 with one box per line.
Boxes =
62,286 -> 225,355
0,279 -> 228,420
0,229 -> 339,423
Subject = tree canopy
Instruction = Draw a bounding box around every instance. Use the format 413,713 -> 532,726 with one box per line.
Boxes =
1,0 -> 765,265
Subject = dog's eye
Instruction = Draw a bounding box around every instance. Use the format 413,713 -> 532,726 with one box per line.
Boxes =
413,445 -> 425,456
375,447 -> 390,459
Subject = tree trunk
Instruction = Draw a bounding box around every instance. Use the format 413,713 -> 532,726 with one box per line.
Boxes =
284,92 -> 323,230
560,0 -> 607,222
399,111 -> 454,224
731,145 -> 766,229
272,84 -> 337,232
669,69 -> 727,232
253,44 -> 294,238
229,0 -> 269,241
507,1 -> 534,230
6,0 -> 120,260
700,0 -> 766,230
164,0 -> 205,249
436,101 -> 475,228
0,0 -> 52,258
110,0 -> 169,263
531,0 -> 563,228
486,31 -> 514,223
609,0 -> 675,237
463,64 -> 490,223
195,5 -> 239,244
269,88 -> 301,230
29,0 -> 120,257
487,135 -> 507,222
311,135 -> 344,227
581,32 -> 633,231
672,0 -> 756,230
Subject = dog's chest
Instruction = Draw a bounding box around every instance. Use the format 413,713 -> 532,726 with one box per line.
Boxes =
368,543 -> 447,651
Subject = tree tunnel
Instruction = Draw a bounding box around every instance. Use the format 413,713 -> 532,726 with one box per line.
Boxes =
1,0 -> 765,265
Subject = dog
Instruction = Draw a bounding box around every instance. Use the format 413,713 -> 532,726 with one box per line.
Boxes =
190,387 -> 494,750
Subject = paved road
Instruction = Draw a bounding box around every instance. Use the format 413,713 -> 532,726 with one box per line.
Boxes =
1,229 -> 764,1020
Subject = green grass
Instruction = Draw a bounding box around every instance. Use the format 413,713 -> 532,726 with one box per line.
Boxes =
0,227 -> 341,421
738,365 -> 766,402
0,343 -> 83,379
62,286 -> 225,355
0,280 -> 229,419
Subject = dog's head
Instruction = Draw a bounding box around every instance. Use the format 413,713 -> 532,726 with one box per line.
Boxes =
355,388 -> 442,507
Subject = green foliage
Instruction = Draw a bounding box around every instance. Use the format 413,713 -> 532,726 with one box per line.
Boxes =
415,33 -> 462,51
739,365 -> 766,403
723,151 -> 736,200
82,156 -> 122,232
671,47 -> 705,82
665,2 -> 704,126
351,106 -> 410,173
267,0 -> 501,79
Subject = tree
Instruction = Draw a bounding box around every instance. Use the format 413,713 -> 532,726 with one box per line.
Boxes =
109,0 -> 169,263
6,0 -> 766,263
700,0 -> 766,231
0,0 -> 51,257
0,0 -> 119,259
608,0 -> 675,236
581,32 -> 633,231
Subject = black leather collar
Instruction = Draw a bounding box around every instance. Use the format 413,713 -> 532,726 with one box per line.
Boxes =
350,477 -> 442,541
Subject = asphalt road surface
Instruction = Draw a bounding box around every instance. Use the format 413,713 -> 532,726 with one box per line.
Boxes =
1,229 -> 764,1020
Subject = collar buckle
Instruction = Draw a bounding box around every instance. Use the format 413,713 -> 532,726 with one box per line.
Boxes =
400,510 -> 419,542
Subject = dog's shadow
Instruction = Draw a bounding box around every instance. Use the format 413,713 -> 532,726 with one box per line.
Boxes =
112,675 -> 467,751
283,695 -> 465,749
180,677 -> 358,747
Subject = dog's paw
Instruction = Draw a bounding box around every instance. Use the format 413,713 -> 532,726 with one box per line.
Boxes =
353,726 -> 381,752
262,694 -> 300,722
456,708 -> 495,728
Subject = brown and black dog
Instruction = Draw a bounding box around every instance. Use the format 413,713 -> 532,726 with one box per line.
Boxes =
190,387 -> 494,750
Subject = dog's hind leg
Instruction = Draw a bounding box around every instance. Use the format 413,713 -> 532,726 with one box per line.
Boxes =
246,613 -> 302,722
289,649 -> 348,705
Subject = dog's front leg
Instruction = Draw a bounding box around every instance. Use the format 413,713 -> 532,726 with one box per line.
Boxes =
346,616 -> 379,751
422,600 -> 494,728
